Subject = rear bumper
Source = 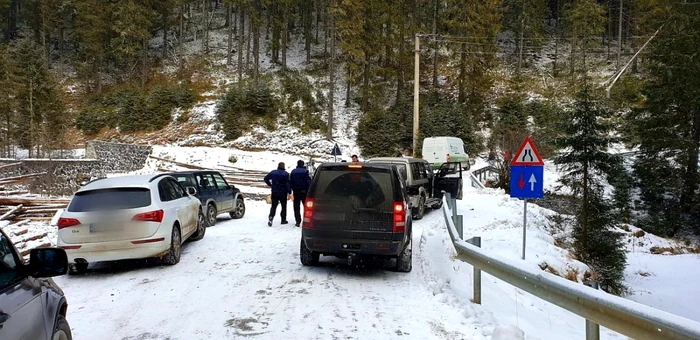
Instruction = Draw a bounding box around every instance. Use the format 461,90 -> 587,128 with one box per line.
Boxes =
303,236 -> 403,257
58,235 -> 170,263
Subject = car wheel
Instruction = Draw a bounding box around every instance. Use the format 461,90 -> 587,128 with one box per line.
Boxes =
299,239 -> 319,266
52,315 -> 72,340
229,198 -> 245,219
67,262 -> 88,275
396,239 -> 412,273
415,196 -> 426,220
162,226 -> 182,265
207,204 -> 217,226
189,211 -> 207,241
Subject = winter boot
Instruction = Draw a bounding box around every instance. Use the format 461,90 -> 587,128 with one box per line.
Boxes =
267,216 -> 273,227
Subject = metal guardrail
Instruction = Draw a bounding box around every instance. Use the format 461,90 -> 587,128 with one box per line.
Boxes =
469,165 -> 498,189
441,193 -> 700,340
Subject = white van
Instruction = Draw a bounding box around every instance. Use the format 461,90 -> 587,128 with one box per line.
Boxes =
422,136 -> 471,170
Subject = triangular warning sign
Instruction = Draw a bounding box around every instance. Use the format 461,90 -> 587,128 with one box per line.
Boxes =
511,136 -> 544,166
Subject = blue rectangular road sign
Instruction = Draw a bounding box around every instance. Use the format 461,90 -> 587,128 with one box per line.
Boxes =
510,165 -> 544,199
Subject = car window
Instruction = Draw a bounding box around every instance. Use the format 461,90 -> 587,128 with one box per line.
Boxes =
420,163 -> 431,179
174,175 -> 196,188
0,231 -> 21,289
167,179 -> 187,198
196,174 -> 216,189
313,170 -> 394,211
158,180 -> 176,202
68,188 -> 152,212
212,173 -> 229,188
411,163 -> 421,180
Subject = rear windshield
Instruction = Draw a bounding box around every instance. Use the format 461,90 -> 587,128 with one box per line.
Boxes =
173,175 -> 197,188
67,188 -> 152,212
313,169 -> 395,211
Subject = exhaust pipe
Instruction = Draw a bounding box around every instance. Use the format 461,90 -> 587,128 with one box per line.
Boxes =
347,253 -> 360,266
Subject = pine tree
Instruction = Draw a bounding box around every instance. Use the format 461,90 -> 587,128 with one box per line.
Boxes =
632,1 -> 700,235
502,0 -> 549,74
565,0 -> 606,75
554,84 -> 626,295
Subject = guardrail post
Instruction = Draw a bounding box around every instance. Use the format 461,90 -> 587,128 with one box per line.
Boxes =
585,281 -> 601,340
451,197 -> 457,224
456,215 -> 463,240
466,236 -> 482,304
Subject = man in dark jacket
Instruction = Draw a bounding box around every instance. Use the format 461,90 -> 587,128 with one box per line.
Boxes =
290,160 -> 312,227
264,162 -> 291,227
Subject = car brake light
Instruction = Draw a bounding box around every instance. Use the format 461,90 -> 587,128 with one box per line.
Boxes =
57,218 -> 81,229
302,199 -> 314,228
133,210 -> 164,222
446,153 -> 451,162
393,202 -> 405,232
348,164 -> 362,169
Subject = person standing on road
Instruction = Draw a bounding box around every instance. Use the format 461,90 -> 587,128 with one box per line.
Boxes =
290,160 -> 312,227
264,162 -> 291,227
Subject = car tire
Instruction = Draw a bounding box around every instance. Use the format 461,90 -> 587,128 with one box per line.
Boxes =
415,196 -> 426,220
67,262 -> 88,275
396,239 -> 412,273
207,204 -> 217,226
229,198 -> 245,219
162,226 -> 182,265
299,239 -> 319,266
189,211 -> 207,241
52,315 -> 72,340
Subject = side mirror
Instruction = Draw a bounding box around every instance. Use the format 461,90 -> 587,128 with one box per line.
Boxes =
28,248 -> 68,278
186,187 -> 197,196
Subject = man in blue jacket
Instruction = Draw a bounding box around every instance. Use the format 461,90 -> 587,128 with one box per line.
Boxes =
264,162 -> 291,227
290,160 -> 312,227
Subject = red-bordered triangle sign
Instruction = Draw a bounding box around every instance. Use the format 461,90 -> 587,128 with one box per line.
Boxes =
511,136 -> 544,166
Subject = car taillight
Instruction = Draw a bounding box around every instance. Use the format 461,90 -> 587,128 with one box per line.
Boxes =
446,153 -> 451,162
302,199 -> 314,228
57,218 -> 81,230
132,210 -> 164,222
393,202 -> 405,232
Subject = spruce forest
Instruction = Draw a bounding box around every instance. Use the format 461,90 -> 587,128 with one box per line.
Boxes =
0,0 -> 698,293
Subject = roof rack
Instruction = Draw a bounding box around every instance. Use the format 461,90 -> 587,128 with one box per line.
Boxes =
149,173 -> 171,183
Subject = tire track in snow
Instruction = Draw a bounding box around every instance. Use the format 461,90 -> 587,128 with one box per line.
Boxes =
55,201 -> 490,339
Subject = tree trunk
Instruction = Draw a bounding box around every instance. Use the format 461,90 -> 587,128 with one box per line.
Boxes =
582,162 -> 589,252
458,43 -> 466,104
247,11 -> 252,72
305,1 -> 311,63
227,4 -> 233,65
180,4 -> 185,67
44,30 -> 50,68
328,3 -> 335,140
315,0 -> 320,42
617,0 -> 623,68
397,22 -> 405,102
58,28 -> 64,76
163,6 -> 169,60
282,3 -> 288,70
29,78 -> 33,158
238,8 -> 245,79
345,67 -> 351,107
518,16 -> 524,75
362,60 -> 369,111
202,0 -> 209,54
141,39 -> 148,88
432,0 -> 438,88
253,1 -> 261,85
678,114 -> 700,234
553,0 -> 560,76
271,1 -> 279,64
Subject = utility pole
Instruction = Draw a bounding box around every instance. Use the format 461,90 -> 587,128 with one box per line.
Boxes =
617,0 -> 623,68
327,1 -> 335,140
412,35 -> 420,157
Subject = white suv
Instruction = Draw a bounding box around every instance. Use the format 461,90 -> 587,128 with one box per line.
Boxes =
56,174 -> 207,274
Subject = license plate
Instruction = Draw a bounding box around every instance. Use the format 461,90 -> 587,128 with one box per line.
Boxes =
89,223 -> 123,232
314,212 -> 345,221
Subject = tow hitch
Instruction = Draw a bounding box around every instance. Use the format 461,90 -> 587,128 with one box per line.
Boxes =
347,252 -> 361,266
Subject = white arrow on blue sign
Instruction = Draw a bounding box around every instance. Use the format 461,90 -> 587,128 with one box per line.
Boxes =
509,165 -> 544,199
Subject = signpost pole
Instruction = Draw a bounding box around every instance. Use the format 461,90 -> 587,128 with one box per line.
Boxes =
522,198 -> 527,260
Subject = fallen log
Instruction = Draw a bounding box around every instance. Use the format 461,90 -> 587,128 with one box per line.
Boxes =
0,198 -> 69,206
21,242 -> 52,256
0,205 -> 23,221
148,155 -> 208,170
0,162 -> 22,170
0,172 -> 47,182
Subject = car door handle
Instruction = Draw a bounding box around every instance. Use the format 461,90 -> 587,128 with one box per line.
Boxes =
0,311 -> 10,325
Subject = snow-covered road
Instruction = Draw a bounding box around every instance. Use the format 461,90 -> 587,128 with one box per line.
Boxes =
54,201 -> 493,340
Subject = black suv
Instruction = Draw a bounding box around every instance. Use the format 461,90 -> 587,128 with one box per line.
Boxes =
0,228 -> 72,340
169,171 -> 246,226
300,163 -> 413,272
